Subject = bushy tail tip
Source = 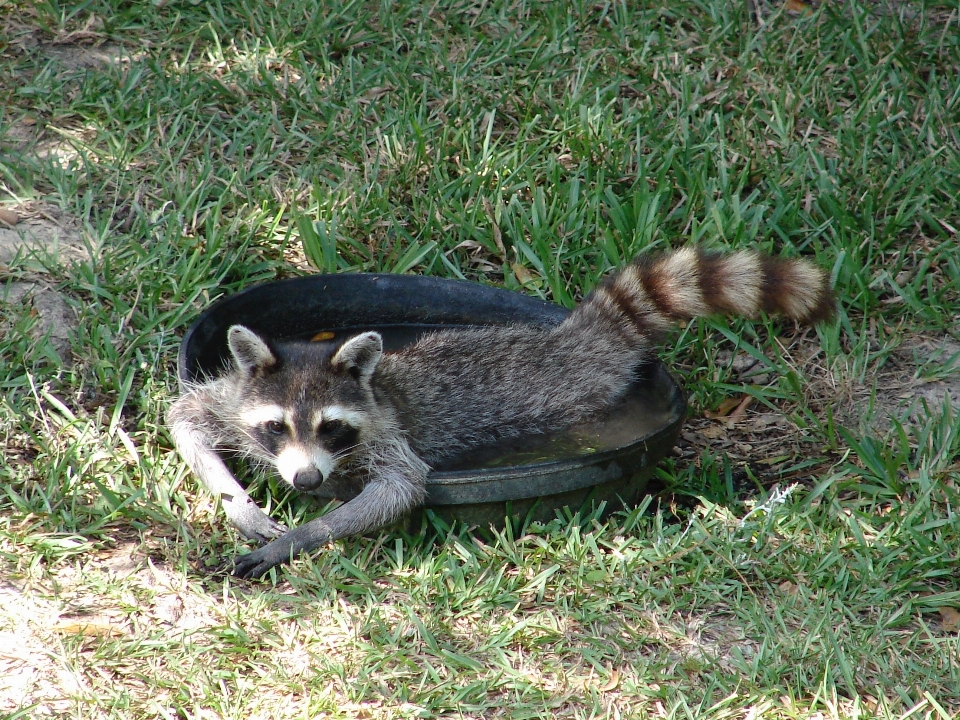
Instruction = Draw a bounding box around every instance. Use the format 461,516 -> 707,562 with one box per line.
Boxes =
575,247 -> 836,338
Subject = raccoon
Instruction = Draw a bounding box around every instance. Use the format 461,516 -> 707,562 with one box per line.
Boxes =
168,247 -> 835,578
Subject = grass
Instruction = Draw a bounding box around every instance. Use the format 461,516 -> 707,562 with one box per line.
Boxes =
1,0 -> 959,717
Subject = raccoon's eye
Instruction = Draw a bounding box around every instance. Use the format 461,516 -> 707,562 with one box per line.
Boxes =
318,419 -> 343,435
265,420 -> 285,435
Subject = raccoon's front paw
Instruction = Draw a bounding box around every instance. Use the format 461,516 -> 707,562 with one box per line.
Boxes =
224,497 -> 287,543
231,538 -> 294,579
231,520 -> 334,578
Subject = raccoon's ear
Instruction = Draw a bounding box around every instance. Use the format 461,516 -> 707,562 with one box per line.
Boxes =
227,325 -> 278,374
332,331 -> 383,381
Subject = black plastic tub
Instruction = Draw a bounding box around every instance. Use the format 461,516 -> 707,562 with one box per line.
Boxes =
178,274 -> 686,526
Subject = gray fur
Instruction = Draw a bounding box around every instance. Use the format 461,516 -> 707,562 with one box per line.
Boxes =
168,247 -> 834,578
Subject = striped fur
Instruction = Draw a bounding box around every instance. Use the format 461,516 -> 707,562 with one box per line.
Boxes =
169,246 -> 835,577
581,248 -> 834,340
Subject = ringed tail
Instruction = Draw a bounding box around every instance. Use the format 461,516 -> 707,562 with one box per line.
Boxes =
565,247 -> 836,339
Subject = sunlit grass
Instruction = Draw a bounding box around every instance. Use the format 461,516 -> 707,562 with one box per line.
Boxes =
1,0 -> 958,717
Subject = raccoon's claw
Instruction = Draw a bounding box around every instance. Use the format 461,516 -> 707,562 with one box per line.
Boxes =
240,515 -> 288,543
224,498 -> 287,542
231,539 -> 294,579
231,521 -> 334,578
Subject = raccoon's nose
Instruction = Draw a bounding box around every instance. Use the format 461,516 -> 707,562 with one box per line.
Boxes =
292,467 -> 324,491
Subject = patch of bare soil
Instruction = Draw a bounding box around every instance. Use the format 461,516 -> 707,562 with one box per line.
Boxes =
675,331 -> 960,490
0,117 -> 38,153
2,14 -> 139,169
0,204 -> 86,361
0,536 -> 220,715
0,203 -> 88,267
41,43 -> 129,71
875,335 -> 960,420
751,0 -> 931,22
5,11 -> 131,69
1,279 -> 75,361
0,582 -> 87,716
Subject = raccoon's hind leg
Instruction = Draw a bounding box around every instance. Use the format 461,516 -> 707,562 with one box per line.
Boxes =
232,438 -> 428,578
168,393 -> 287,543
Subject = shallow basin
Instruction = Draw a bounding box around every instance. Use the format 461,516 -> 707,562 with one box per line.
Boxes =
177,274 -> 686,526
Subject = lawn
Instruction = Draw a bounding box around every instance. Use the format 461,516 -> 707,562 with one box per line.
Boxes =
1,0 -> 959,718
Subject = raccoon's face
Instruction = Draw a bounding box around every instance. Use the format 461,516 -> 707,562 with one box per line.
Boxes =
226,326 -> 384,493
